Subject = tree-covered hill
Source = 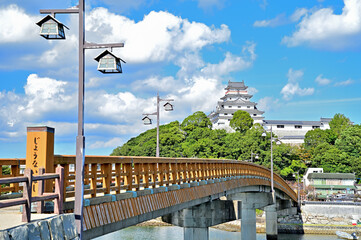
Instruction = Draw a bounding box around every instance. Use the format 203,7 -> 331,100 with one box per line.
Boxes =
111,111 -> 361,180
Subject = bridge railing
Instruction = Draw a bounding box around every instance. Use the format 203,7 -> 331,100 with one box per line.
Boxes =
0,158 -> 26,194
0,166 -> 64,222
1,156 -> 297,202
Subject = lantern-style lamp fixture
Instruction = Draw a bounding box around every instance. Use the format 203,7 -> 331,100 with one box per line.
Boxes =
142,116 -> 152,125
94,50 -> 125,74
163,102 -> 173,111
36,15 -> 69,39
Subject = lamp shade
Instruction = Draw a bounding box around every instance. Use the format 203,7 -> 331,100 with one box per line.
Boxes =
163,102 -> 173,111
142,116 -> 152,125
94,50 -> 125,74
36,15 -> 69,39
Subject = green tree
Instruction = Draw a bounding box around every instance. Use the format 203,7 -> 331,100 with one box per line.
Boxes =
335,124 -> 361,158
111,121 -> 185,157
181,111 -> 212,131
329,113 -> 352,138
229,110 -> 254,133
304,128 -> 328,150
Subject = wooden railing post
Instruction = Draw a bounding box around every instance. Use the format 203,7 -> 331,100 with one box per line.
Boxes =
102,163 -> 111,194
22,168 -> 32,222
11,164 -> 20,192
54,166 -> 64,214
37,168 -> 45,213
115,163 -> 122,193
124,163 -> 133,191
144,163 -> 150,188
90,164 -> 97,198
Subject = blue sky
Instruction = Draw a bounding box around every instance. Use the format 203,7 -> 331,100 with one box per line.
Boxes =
1,0 -> 361,158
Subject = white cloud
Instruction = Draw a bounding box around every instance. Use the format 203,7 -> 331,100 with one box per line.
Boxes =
176,77 -> 224,112
85,8 -> 230,63
280,69 -> 314,100
247,87 -> 258,95
253,14 -> 287,27
0,5 -> 39,43
23,74 -> 75,116
201,42 -> 256,77
283,0 -> 361,49
132,76 -> 181,92
0,74 -> 77,141
315,74 -> 331,85
290,8 -> 308,22
257,97 -> 281,112
334,79 -> 354,86
89,137 -> 122,149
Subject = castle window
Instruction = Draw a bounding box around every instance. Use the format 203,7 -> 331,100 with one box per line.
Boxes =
224,113 -> 228,115
277,125 -> 284,128
247,106 -> 250,108
253,114 -> 257,116
221,105 -> 224,108
312,126 -> 320,129
228,106 -> 232,108
295,125 -> 302,129
228,119 -> 231,121
238,106 -> 241,108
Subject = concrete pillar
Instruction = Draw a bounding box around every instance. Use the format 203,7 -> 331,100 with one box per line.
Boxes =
184,227 -> 208,240
265,204 -> 278,240
241,205 -> 257,240
162,200 -> 237,240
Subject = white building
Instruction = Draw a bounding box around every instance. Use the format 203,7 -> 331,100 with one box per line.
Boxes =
263,118 -> 331,144
208,80 -> 265,130
303,168 -> 324,188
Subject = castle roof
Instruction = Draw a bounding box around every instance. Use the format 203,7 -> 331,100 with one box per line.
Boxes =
224,80 -> 247,90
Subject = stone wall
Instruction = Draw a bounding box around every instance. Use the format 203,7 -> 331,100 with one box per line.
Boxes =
277,203 -> 361,234
0,214 -> 78,240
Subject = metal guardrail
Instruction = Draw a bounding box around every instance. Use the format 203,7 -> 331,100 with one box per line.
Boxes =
0,166 -> 64,222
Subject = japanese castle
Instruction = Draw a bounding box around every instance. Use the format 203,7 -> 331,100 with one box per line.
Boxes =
208,80 -> 265,128
208,80 -> 331,144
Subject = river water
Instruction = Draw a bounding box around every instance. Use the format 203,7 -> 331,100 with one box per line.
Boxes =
95,226 -> 340,240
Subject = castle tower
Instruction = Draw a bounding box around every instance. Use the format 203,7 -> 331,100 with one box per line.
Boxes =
208,80 -> 265,129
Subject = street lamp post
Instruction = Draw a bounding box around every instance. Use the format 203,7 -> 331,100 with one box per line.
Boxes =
250,152 -> 259,162
293,171 -> 301,206
142,92 -> 174,157
37,2 -> 125,238
262,125 -> 281,201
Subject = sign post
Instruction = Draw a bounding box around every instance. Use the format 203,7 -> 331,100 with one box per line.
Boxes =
26,126 -> 55,195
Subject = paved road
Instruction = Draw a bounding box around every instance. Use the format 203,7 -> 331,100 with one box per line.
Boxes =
0,206 -> 56,230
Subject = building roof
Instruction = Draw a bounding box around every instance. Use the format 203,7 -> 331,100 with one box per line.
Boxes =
263,120 -> 323,126
218,109 -> 264,115
224,80 -> 247,90
281,136 -> 305,139
218,100 -> 256,106
308,173 -> 355,180
220,94 -> 253,99
311,184 -> 356,190
320,118 -> 332,123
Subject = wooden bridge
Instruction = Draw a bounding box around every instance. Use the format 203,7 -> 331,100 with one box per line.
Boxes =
0,155 -> 297,240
